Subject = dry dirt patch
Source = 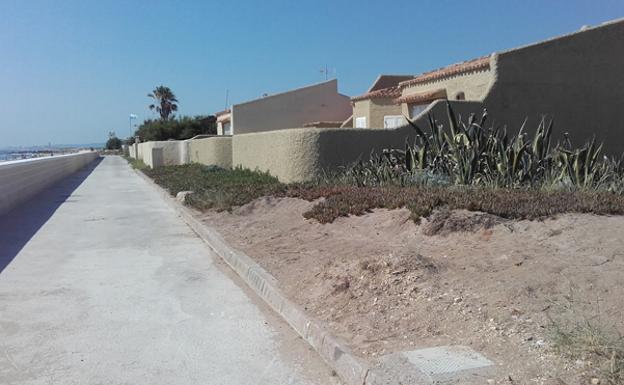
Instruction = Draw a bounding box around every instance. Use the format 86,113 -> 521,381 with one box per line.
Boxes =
199,196 -> 624,384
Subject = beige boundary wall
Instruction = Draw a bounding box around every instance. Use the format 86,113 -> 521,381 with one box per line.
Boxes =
130,137 -> 233,169
188,137 -> 232,169
0,151 -> 99,216
129,143 -> 140,159
233,127 -> 406,183
482,20 -> 624,155
233,100 -> 483,183
130,101 -> 484,182
137,141 -> 188,168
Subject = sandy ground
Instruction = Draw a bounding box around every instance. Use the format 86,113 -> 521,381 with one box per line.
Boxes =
199,197 -> 624,384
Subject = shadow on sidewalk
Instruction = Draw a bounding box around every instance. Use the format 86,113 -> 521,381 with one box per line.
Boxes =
0,157 -> 103,273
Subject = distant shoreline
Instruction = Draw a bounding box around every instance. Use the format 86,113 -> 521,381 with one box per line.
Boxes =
0,149 -> 89,163
0,143 -> 103,163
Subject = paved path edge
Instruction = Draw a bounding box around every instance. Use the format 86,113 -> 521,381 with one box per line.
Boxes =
133,168 -> 374,385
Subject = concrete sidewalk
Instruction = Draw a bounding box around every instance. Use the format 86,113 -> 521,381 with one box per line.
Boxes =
0,156 -> 337,385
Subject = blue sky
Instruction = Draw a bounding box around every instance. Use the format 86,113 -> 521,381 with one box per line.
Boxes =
1,0 -> 623,146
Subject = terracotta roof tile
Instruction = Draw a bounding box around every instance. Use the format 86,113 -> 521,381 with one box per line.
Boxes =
395,89 -> 447,104
351,86 -> 402,102
399,56 -> 491,87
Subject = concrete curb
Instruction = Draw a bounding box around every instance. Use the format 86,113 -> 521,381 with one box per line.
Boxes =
134,169 -> 372,385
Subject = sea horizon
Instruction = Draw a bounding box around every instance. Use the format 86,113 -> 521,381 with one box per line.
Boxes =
0,143 -> 104,162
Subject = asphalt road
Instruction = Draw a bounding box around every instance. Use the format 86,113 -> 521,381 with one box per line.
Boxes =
0,155 -> 337,385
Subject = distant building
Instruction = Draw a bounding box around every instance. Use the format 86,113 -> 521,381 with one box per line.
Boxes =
350,75 -> 413,129
215,79 -> 351,135
396,56 -> 490,119
350,58 -> 492,129
215,109 -> 232,135
349,18 -> 624,154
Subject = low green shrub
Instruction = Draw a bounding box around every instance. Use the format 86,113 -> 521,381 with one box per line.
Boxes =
124,156 -> 149,171
144,164 -> 284,211
106,136 -> 123,150
137,162 -> 624,222
300,186 -> 624,223
133,115 -> 217,142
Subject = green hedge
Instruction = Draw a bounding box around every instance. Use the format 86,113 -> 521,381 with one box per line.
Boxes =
133,116 -> 217,142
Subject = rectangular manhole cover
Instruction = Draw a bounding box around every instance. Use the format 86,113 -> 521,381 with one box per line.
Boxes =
402,345 -> 493,375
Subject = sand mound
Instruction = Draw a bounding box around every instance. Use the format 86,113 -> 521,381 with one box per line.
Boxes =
201,196 -> 624,384
422,209 -> 506,236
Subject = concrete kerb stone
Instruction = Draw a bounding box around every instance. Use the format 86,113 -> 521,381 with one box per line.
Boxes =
133,169 -> 373,385
322,334 -> 370,385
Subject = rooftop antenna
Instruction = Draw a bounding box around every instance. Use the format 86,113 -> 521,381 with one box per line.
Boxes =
320,65 -> 336,80
224,89 -> 229,110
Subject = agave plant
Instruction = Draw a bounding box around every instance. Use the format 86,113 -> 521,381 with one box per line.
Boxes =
553,135 -> 607,189
406,102 -> 499,185
341,101 -> 624,194
486,118 -> 554,188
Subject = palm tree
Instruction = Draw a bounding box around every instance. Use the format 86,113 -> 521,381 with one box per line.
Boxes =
148,85 -> 178,120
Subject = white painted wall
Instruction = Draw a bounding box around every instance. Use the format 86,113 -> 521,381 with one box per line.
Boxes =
0,152 -> 99,215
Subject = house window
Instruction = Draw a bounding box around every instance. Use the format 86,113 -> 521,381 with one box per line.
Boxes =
455,91 -> 466,100
410,103 -> 429,118
383,115 -> 404,129
355,116 -> 367,128
223,121 -> 232,135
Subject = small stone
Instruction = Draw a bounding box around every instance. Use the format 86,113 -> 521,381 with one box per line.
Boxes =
175,190 -> 193,203
453,297 -> 463,304
535,339 -> 545,347
591,378 -> 601,385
